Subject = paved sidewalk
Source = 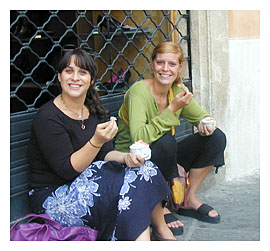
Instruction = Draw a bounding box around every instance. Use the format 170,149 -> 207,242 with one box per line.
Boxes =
173,170 -> 260,241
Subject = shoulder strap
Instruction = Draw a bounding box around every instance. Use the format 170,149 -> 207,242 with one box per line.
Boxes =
169,87 -> 175,136
121,93 -> 129,127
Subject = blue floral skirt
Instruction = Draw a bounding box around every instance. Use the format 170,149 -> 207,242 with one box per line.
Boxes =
29,160 -> 170,241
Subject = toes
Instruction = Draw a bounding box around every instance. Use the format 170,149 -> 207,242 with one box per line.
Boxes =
209,209 -> 219,218
167,221 -> 184,228
176,220 -> 184,227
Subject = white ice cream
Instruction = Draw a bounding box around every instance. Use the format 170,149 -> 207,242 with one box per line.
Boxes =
129,140 -> 151,160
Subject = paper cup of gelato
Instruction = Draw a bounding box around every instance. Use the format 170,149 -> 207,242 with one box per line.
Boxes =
129,140 -> 151,160
201,117 -> 216,130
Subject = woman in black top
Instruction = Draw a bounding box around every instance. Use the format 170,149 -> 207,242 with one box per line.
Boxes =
28,47 -> 175,241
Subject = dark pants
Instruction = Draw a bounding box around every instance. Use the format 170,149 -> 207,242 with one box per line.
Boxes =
150,128 -> 227,181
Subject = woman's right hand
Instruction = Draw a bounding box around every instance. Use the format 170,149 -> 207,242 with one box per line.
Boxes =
91,119 -> 118,147
124,153 -> 145,168
168,84 -> 193,114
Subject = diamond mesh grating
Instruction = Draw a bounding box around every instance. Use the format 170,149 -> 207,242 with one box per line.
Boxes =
10,10 -> 191,114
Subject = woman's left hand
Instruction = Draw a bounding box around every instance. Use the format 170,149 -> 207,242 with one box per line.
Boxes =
124,153 -> 145,168
198,117 -> 218,136
91,119 -> 118,147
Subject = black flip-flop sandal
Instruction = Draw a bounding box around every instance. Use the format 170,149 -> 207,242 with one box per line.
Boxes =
177,204 -> 220,224
164,213 -> 184,235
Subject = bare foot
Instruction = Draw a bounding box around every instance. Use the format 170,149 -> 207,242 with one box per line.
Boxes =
163,207 -> 184,228
188,197 -> 219,218
154,225 -> 177,240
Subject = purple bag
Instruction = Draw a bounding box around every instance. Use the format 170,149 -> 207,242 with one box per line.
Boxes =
10,214 -> 98,241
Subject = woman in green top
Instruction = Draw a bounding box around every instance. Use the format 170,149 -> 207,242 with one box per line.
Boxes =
115,41 -> 226,234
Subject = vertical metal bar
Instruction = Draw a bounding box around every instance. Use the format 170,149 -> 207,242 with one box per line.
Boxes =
186,10 -> 192,91
169,10 -> 178,43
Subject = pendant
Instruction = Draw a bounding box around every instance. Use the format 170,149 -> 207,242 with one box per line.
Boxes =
81,124 -> 85,130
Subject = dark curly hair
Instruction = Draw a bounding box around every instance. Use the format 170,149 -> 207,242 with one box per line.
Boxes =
56,47 -> 108,121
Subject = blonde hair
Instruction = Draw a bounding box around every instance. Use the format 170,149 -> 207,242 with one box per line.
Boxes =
151,41 -> 184,84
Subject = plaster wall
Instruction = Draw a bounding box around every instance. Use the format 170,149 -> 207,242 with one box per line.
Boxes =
227,38 -> 260,179
227,10 -> 260,179
189,10 -> 260,183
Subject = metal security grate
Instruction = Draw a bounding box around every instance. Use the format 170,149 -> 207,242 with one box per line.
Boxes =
10,10 -> 191,115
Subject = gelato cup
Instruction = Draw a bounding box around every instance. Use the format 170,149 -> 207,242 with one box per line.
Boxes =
129,140 -> 151,160
201,117 -> 216,130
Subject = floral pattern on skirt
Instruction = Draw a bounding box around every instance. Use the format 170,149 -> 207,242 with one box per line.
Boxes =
42,160 -> 170,240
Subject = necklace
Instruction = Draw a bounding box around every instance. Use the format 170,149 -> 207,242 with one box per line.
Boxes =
60,94 -> 86,130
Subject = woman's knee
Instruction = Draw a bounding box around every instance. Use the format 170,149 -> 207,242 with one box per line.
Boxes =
211,128 -> 227,151
150,133 -> 177,155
